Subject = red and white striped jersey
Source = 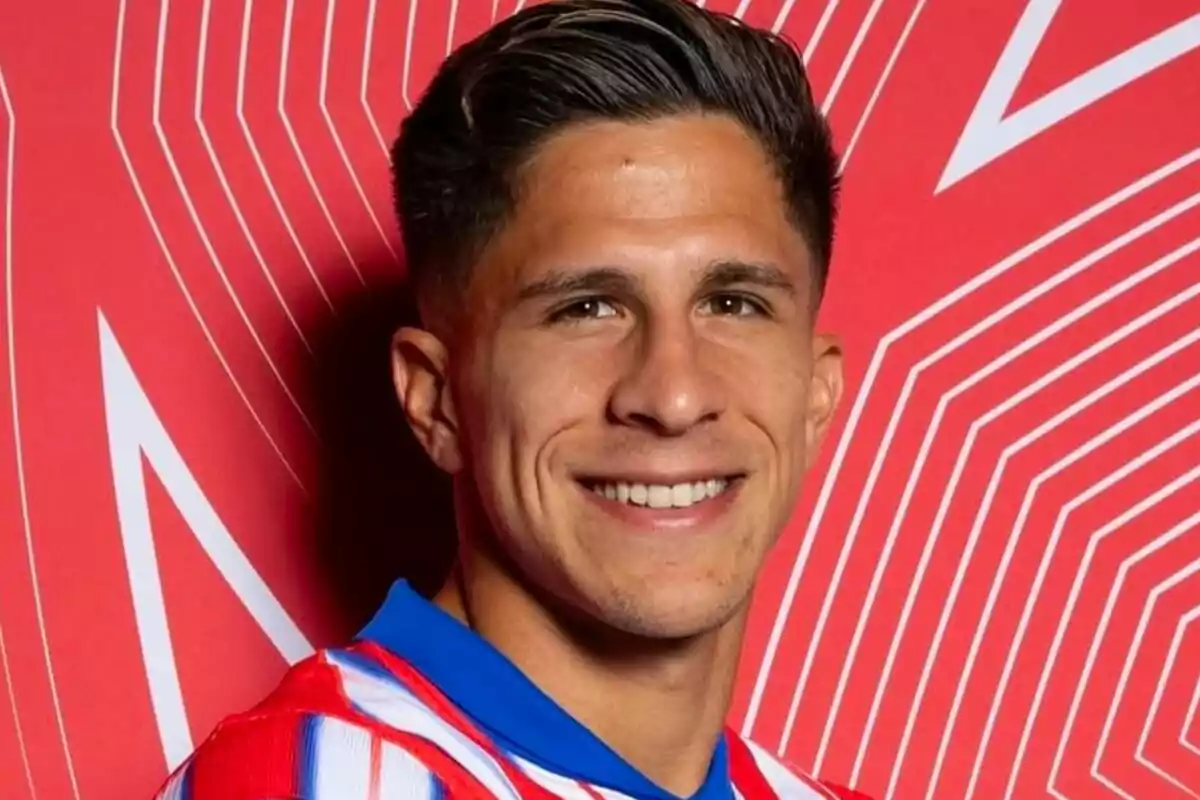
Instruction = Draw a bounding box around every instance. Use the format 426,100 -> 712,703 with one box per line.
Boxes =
155,582 -> 871,800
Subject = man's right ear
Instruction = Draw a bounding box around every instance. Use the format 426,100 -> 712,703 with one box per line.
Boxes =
391,327 -> 463,474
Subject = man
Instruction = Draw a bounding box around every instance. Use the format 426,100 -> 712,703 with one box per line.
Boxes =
156,0 -> 864,797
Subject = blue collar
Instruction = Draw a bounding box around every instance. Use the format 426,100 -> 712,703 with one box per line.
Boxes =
358,581 -> 733,800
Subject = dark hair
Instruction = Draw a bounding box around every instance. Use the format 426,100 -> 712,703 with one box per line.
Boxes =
392,0 -> 840,307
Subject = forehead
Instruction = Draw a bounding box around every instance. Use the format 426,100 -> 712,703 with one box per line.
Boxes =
471,114 -> 812,297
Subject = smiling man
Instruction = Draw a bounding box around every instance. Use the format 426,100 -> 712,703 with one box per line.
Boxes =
156,1 -> 863,798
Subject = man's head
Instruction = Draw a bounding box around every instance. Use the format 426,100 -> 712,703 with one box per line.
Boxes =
391,0 -> 844,641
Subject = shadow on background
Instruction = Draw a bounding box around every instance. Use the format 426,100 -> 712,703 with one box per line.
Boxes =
306,268 -> 457,629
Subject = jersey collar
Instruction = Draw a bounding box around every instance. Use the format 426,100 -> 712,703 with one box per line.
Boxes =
358,580 -> 733,800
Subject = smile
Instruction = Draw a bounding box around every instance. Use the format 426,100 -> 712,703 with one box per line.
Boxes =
582,477 -> 737,509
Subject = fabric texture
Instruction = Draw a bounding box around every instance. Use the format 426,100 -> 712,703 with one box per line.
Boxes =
155,583 -> 871,800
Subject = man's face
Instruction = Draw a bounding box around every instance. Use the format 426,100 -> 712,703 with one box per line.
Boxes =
401,114 -> 842,639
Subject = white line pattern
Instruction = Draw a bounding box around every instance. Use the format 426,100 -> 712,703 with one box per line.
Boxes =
742,147 -> 1200,736
0,64 -> 39,800
1089,523 -> 1200,799
155,0 -> 317,435
0,64 -> 82,800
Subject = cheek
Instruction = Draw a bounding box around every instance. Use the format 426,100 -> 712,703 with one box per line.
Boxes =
719,334 -> 812,433
469,338 -> 611,492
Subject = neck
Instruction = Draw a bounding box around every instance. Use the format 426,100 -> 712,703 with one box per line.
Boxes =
435,558 -> 747,796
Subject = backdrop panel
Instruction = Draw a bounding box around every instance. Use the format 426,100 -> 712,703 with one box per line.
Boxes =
0,1 -> 1197,797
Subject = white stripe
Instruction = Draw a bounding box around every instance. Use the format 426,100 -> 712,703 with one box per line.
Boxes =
236,0 -> 337,315
312,716 -> 372,800
513,756 -> 601,799
0,65 -> 39,800
318,0 -> 400,263
380,741 -> 439,799
279,0 -> 365,284
2,64 -> 80,800
361,0 -> 390,154
327,652 -> 522,800
152,0 -> 316,436
741,147 -> 1200,737
742,739 -> 831,799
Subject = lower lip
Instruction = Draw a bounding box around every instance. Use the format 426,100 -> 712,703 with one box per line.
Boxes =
578,480 -> 743,531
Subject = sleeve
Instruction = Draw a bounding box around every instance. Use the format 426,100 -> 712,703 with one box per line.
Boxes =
152,712 -> 309,800
151,712 -> 445,800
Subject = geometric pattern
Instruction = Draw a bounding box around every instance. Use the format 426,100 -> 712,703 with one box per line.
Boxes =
0,1 -> 1196,797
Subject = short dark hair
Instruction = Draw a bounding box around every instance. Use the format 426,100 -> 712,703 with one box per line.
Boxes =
392,0 -> 840,308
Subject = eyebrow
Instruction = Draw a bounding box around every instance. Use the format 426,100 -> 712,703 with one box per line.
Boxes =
514,259 -> 796,302
516,267 -> 638,302
697,259 -> 796,296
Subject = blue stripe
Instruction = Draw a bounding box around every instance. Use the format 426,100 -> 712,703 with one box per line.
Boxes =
430,773 -> 447,800
296,714 -> 321,799
359,580 -> 735,800
179,761 -> 194,800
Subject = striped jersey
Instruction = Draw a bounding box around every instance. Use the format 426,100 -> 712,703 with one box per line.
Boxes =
155,582 -> 870,800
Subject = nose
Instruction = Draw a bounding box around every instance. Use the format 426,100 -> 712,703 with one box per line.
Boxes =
607,318 -> 724,436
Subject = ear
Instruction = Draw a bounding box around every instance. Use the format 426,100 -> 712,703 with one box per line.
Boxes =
804,333 -> 844,469
391,326 -> 464,474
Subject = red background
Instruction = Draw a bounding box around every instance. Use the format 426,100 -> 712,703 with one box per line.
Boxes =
0,1 -> 1198,798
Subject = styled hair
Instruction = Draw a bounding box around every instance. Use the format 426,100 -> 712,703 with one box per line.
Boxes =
392,0 -> 840,306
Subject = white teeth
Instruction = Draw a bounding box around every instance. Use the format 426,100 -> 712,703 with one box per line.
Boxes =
590,478 -> 731,508
648,485 -> 673,508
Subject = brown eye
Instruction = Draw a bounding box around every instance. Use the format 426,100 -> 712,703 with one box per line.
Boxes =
702,293 -> 767,317
549,297 -> 620,323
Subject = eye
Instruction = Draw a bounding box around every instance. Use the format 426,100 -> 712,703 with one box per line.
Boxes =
701,293 -> 769,318
547,297 -> 621,324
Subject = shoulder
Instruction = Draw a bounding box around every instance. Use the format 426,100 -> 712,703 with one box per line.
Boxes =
153,649 -> 446,800
728,732 -> 875,800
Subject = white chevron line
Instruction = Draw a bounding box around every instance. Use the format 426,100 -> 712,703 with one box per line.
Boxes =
446,0 -> 461,54
1058,511 -> 1200,799
858,268 -> 1200,795
820,0 -> 885,115
742,147 -> 1200,737
917,311 -> 1200,800
237,0 -> 337,314
150,0 -> 317,438
361,0 -> 389,154
1140,610 -> 1200,774
938,2 -> 1200,192
279,0 -> 365,283
100,311 -> 314,767
833,223 -> 1200,781
841,0 -> 926,167
1184,658 -> 1200,758
150,0 -> 316,438
196,0 -> 314,357
112,0 -> 305,490
402,0 -> 420,109
999,421 -> 1200,800
1132,586 -> 1200,794
780,191 -> 1200,758
0,64 -> 42,800
319,0 -> 399,262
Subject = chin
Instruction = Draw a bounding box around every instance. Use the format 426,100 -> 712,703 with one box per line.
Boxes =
585,578 -> 750,641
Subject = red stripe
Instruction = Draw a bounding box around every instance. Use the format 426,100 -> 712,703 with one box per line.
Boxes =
368,734 -> 382,800
724,730 -> 855,800
726,733 -> 782,800
349,642 -> 562,800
